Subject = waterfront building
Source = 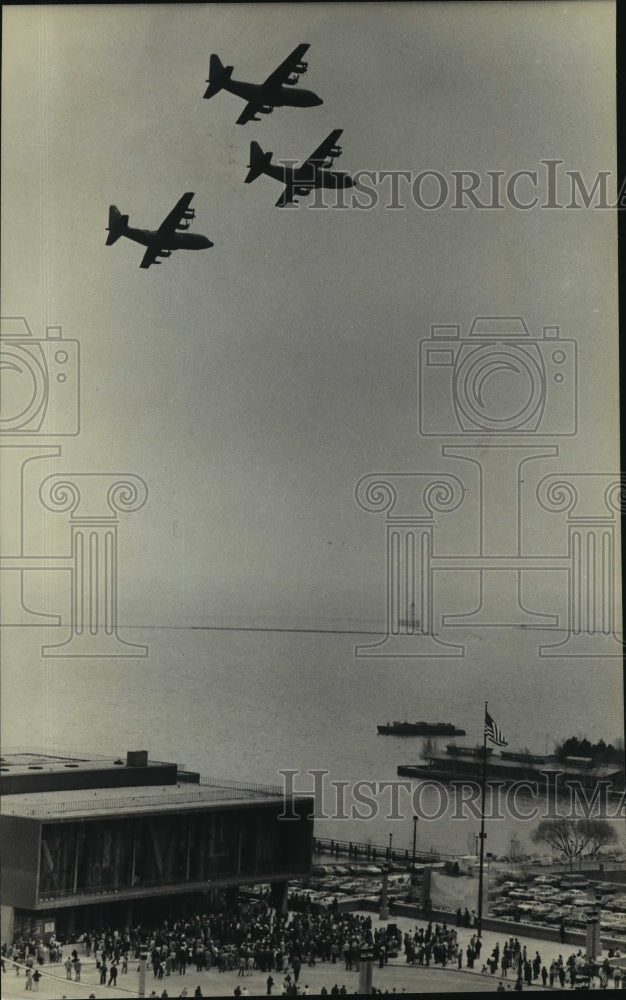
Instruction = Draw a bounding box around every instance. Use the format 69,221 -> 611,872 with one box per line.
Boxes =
1,749 -> 313,943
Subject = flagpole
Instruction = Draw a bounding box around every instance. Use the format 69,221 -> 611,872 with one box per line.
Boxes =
477,699 -> 488,938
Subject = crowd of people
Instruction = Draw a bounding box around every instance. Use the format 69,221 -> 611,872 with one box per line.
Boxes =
2,891 -> 625,995
3,899 -> 393,992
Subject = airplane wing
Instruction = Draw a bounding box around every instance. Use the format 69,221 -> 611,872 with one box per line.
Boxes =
275,185 -> 295,208
139,246 -> 161,269
138,194 -> 197,267
302,129 -> 343,170
157,192 -> 196,234
263,43 -> 310,88
236,102 -> 263,126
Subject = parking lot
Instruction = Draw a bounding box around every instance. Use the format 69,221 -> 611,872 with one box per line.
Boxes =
290,858 -> 626,945
488,870 -> 626,937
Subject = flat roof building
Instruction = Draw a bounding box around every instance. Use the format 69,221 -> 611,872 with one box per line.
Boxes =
1,749 -> 313,944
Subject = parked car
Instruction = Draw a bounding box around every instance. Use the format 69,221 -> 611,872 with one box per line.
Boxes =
544,907 -> 574,924
603,917 -> 626,933
604,897 -> 626,912
338,880 -> 368,894
490,902 -> 519,917
589,882 -> 617,895
534,874 -> 560,885
312,864 -> 336,877
319,876 -> 344,890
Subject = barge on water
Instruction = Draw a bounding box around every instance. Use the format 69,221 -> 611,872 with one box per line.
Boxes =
378,721 -> 466,736
398,745 -> 625,797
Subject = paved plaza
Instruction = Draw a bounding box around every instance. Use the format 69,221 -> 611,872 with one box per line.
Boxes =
0,956 -> 548,999
7,910 -> 609,999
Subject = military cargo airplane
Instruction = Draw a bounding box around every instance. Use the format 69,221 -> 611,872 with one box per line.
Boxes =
105,193 -> 213,269
203,43 -> 322,125
245,129 -> 353,207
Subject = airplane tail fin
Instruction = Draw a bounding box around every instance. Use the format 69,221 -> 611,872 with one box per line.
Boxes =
203,54 -> 233,99
106,205 -> 128,245
245,141 -> 273,183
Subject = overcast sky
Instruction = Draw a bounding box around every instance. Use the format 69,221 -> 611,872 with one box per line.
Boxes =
1,2 -> 620,652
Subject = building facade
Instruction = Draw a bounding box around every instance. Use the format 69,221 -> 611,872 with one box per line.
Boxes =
1,750 -> 313,943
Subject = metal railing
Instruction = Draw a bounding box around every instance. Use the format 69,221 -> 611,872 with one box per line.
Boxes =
1,747 -> 119,762
198,778 -> 284,796
313,836 -> 459,863
1,747 -> 193,770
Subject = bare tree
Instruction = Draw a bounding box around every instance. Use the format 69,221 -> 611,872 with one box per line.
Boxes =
531,818 -> 618,870
582,819 -> 620,857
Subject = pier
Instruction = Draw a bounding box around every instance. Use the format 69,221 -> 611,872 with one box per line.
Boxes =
313,836 -> 458,865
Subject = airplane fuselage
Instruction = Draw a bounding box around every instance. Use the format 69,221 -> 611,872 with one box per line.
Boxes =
263,163 -> 354,190
225,78 -> 322,108
124,227 -> 212,250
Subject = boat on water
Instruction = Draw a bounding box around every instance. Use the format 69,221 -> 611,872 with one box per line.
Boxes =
377,721 -> 466,736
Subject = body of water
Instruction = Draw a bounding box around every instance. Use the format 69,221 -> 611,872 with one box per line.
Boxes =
3,627 -> 624,858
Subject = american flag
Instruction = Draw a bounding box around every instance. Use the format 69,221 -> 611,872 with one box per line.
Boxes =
485,710 -> 508,747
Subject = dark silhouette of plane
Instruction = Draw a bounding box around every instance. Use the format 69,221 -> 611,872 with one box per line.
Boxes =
245,129 -> 353,207
204,43 -> 322,125
106,193 -> 213,269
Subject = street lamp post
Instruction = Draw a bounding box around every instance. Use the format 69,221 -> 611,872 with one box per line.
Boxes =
379,864 -> 390,921
412,816 -> 418,872
477,830 -> 487,937
586,892 -> 603,962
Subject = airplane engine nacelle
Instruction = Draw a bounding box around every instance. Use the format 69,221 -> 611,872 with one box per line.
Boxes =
329,146 -> 342,157
183,209 -> 195,219
260,105 -> 273,114
295,61 -> 308,73
176,222 -> 190,230
294,186 -> 311,196
158,250 -> 172,258
285,75 -> 300,86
